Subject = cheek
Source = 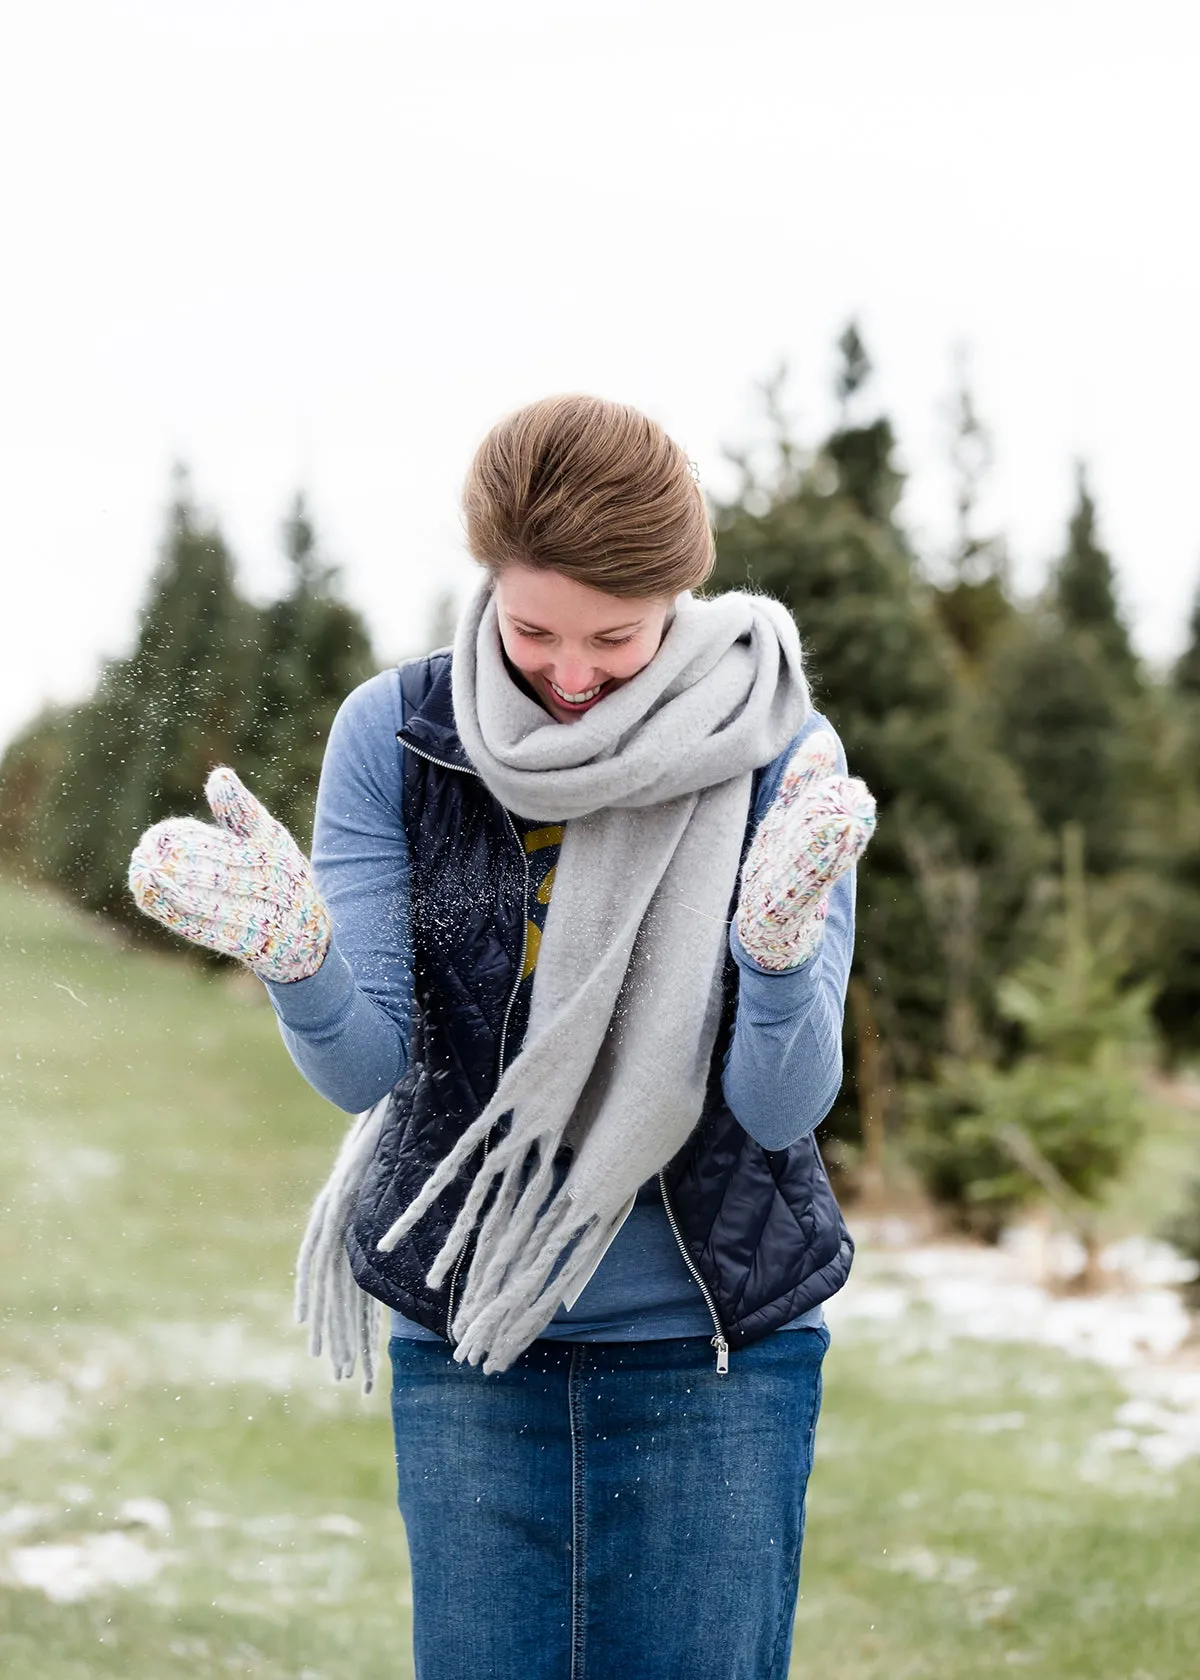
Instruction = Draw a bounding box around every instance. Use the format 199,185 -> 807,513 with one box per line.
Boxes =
608,635 -> 662,679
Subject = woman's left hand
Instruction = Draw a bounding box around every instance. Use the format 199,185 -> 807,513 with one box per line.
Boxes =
734,731 -> 876,971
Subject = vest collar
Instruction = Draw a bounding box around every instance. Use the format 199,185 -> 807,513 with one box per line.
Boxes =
396,651 -> 475,773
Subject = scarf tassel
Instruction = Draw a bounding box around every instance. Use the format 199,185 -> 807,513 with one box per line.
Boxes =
453,1204 -> 622,1374
294,1100 -> 386,1392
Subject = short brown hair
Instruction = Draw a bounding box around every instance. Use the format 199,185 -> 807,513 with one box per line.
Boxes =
462,394 -> 714,598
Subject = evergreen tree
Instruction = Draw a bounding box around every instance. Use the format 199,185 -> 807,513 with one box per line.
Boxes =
1150,849 -> 1200,1062
41,471 -> 256,921
986,611 -> 1126,873
989,466 -> 1149,876
933,358 -> 1013,663
835,319 -> 872,421
15,475 -> 375,934
713,346 -> 1042,1165
1150,569 -> 1200,1057
235,493 -> 375,841
910,826 -> 1152,1240
1054,463 -> 1138,683
948,358 -> 993,579
0,706 -> 69,873
1173,571 -> 1200,698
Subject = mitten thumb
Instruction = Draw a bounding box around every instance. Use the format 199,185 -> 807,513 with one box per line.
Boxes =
205,766 -> 280,843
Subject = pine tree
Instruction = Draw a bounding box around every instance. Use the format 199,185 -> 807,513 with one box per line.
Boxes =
41,471 -> 255,921
0,706 -> 69,873
835,319 -> 872,421
24,476 -> 375,933
1151,564 -> 1200,1057
1054,463 -> 1138,683
1173,571 -> 1200,698
826,322 -> 900,523
949,359 -> 993,580
235,492 -> 375,841
934,357 -> 1013,663
910,826 -> 1151,1240
713,347 -> 1042,1166
986,611 -> 1125,872
989,467 -> 1146,876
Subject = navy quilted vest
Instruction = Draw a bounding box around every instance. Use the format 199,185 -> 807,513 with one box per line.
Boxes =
346,651 -> 853,1351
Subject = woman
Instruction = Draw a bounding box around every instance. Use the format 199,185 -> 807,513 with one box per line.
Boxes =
129,395 -> 875,1680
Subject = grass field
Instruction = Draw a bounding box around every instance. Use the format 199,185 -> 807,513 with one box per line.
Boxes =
2,874 -> 1199,1679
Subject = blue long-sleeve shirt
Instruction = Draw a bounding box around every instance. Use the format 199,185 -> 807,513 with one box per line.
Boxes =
266,670 -> 855,1340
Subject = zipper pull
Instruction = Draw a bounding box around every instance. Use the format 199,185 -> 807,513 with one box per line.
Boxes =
712,1335 -> 730,1375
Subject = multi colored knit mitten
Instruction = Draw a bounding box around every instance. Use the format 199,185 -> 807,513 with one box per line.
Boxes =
128,768 -> 331,983
735,731 -> 876,971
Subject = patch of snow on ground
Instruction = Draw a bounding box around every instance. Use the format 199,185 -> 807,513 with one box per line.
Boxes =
830,1226 -> 1200,1470
143,1319 -> 321,1390
26,1141 -> 121,1200
0,1377 -> 72,1453
889,1546 -> 978,1585
0,1504 -> 55,1538
314,1513 -> 363,1537
5,1531 -> 172,1602
116,1497 -> 171,1535
1101,1236 -> 1199,1288
188,1508 -> 227,1529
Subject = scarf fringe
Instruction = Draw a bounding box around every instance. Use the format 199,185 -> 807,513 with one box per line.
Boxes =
425,1140 -> 515,1290
294,1100 -> 386,1393
374,1102 -> 498,1253
453,1142 -> 562,1318
452,1196 -> 583,1364
453,1206 -> 622,1374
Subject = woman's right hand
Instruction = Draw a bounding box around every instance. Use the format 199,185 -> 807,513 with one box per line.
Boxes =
128,767 -> 331,983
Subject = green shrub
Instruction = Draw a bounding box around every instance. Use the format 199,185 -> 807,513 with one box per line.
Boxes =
907,826 -> 1154,1236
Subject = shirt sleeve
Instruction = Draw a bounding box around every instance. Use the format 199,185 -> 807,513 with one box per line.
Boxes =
721,713 -> 856,1151
261,669 -> 414,1113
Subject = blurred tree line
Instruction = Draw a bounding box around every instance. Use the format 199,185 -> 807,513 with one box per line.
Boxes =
710,325 -> 1200,1242
3,335 -> 1200,1245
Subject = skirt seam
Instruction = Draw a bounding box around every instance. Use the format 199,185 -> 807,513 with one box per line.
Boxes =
569,1344 -> 588,1680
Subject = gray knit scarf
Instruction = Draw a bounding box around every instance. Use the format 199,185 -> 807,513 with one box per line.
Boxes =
297,581 -> 808,1383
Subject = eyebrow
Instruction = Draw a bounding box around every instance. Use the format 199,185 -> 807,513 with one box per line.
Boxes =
509,615 -> 646,635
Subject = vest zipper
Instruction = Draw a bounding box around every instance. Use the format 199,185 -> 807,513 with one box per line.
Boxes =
495,808 -> 531,1078
396,734 -> 531,1342
658,1170 -> 730,1374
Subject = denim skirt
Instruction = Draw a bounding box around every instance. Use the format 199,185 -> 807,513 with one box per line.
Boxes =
389,1326 -> 830,1680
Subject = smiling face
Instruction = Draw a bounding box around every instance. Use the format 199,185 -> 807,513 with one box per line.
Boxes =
493,565 -> 674,723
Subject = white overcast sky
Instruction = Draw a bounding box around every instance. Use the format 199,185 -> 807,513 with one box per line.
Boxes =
3,0 -> 1199,751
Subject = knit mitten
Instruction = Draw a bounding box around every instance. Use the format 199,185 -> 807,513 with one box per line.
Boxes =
128,768 -> 331,983
735,731 -> 876,971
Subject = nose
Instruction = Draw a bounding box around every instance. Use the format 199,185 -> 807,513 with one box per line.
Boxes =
549,657 -> 600,695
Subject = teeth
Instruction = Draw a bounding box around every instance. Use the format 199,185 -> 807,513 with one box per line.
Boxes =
550,681 -> 603,704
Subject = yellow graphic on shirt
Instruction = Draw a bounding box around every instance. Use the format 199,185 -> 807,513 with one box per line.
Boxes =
521,825 -> 564,982
524,825 -> 564,854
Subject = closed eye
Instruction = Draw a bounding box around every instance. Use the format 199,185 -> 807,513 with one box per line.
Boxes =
512,625 -> 637,648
